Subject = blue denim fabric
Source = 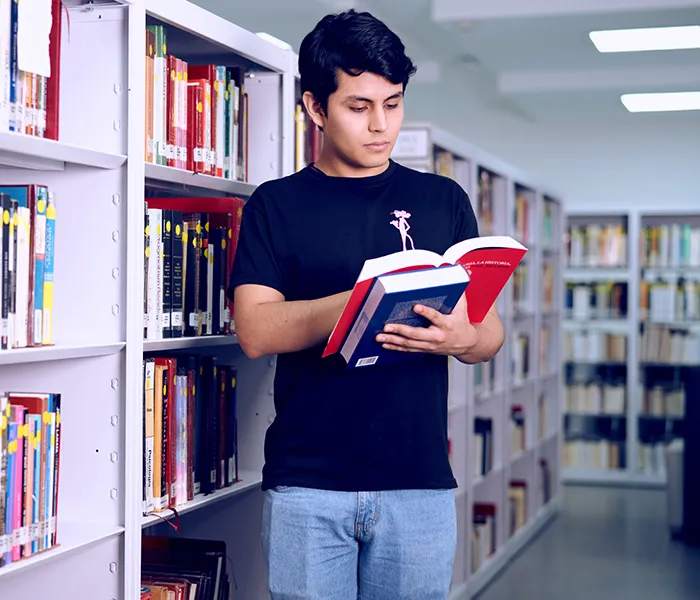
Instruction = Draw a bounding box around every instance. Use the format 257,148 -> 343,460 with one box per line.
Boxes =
262,487 -> 457,600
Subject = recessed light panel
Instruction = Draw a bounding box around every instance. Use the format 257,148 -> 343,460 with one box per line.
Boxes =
590,25 -> 700,53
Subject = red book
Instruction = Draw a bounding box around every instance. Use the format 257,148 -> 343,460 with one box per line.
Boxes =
322,235 -> 527,359
186,81 -> 205,173
45,0 -> 62,140
188,65 -> 217,176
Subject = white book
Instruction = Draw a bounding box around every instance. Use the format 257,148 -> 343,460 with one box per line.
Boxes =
147,208 -> 163,340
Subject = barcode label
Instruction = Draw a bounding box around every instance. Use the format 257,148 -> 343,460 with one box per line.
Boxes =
172,311 -> 183,327
356,356 -> 378,367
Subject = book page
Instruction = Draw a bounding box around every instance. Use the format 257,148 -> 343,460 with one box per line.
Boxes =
18,0 -> 52,77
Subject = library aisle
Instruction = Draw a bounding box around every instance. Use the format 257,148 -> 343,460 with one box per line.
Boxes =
477,486 -> 700,600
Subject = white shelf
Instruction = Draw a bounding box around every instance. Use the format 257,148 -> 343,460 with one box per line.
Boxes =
0,132 -> 126,171
449,499 -> 559,600
564,319 -> 630,333
562,468 -> 665,487
141,469 -> 263,528
642,266 -> 700,280
144,163 -> 258,197
564,267 -> 630,282
143,335 -> 239,352
0,342 -> 125,366
0,523 -> 124,580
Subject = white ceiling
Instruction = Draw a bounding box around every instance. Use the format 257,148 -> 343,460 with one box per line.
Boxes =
192,0 -> 700,125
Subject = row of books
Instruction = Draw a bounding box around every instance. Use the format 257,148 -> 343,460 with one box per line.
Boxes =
642,385 -> 685,418
636,442 -> 668,475
539,326 -> 553,376
507,481 -> 527,537
640,223 -> 700,268
432,148 -> 469,186
512,263 -> 530,312
538,394 -> 548,440
477,169 -> 496,237
640,279 -> 700,323
0,0 -> 61,139
471,502 -> 496,574
511,332 -> 530,385
474,417 -> 494,479
565,382 -> 626,415
509,406 -> 526,457
541,263 -> 555,310
639,324 -> 700,365
541,199 -> 558,248
144,196 -> 244,340
0,392 -> 62,569
565,282 -> 628,320
513,189 -> 530,244
142,355 -> 238,515
564,331 -> 627,363
473,359 -> 497,397
141,535 -> 231,600
566,223 -> 627,268
145,25 -> 249,181
563,439 -> 626,471
0,185 -> 56,351
294,101 -> 321,172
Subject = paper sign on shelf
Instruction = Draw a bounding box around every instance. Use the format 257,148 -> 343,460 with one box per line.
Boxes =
17,0 -> 52,78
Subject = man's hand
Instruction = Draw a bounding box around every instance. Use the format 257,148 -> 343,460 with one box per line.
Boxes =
374,294 -> 504,364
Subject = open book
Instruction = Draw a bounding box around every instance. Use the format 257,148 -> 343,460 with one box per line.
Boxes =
323,235 -> 527,366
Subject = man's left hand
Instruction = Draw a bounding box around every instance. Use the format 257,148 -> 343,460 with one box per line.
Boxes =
375,293 -> 478,357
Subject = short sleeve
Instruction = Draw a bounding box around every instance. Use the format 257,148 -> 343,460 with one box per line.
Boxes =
453,182 -> 480,244
227,189 -> 285,301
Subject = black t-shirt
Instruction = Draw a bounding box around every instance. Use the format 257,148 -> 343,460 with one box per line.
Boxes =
228,159 -> 479,492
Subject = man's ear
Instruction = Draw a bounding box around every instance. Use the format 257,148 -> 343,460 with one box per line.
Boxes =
302,91 -> 326,132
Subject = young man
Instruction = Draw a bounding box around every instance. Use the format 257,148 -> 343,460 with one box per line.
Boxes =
228,9 -> 505,600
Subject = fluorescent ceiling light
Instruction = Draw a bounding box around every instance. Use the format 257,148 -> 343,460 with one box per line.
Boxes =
621,91 -> 700,112
590,25 -> 700,53
256,32 -> 292,51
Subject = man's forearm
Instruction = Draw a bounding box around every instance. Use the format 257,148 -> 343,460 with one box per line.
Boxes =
237,291 -> 351,359
455,321 -> 505,365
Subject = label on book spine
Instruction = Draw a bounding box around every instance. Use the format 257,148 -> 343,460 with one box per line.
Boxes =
210,469 -> 216,484
0,534 -> 8,554
228,458 -> 235,483
162,313 -> 171,328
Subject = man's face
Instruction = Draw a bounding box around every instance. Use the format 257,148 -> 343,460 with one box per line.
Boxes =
322,70 -> 404,171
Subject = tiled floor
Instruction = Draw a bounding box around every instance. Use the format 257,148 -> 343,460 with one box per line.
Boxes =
476,485 -> 700,600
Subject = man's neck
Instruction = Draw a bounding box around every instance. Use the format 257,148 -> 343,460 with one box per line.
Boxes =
313,152 -> 390,178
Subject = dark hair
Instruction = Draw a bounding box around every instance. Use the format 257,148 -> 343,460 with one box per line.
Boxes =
299,9 -> 417,113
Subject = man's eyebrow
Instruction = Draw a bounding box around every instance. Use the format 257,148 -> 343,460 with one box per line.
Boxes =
344,91 -> 404,103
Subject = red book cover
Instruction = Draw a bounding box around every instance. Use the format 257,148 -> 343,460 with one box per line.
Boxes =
45,0 -> 62,141
186,81 -> 205,173
322,235 -> 527,358
188,65 -> 216,176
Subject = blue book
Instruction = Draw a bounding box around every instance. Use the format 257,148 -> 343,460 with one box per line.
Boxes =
340,264 -> 469,369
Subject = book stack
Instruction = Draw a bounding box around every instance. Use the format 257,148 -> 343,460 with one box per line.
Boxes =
509,405 -> 526,456
0,391 -> 61,569
539,325 -> 552,375
513,187 -> 530,244
542,199 -> 556,248
563,438 -> 626,471
145,25 -> 249,182
144,196 -> 244,340
512,262 -> 530,313
565,282 -> 628,320
643,385 -> 685,418
141,535 -> 231,599
640,278 -> 700,323
640,324 -> 700,365
471,503 -> 496,574
477,169 -> 495,237
565,380 -> 626,415
566,222 -> 627,267
542,263 -> 555,310
511,332 -> 530,384
294,101 -> 321,171
508,480 -> 527,536
474,360 -> 497,396
641,223 -> 700,268
0,185 -> 56,351
142,355 -> 238,516
564,331 -> 627,363
473,417 -> 493,479
0,0 -> 62,139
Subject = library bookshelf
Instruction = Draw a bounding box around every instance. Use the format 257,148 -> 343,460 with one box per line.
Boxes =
562,206 -> 698,487
391,123 -> 564,599
0,5 -> 562,600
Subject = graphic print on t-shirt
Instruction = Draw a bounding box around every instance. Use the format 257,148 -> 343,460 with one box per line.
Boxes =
390,209 -> 415,251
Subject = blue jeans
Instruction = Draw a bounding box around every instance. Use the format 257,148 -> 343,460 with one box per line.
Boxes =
262,487 -> 457,600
